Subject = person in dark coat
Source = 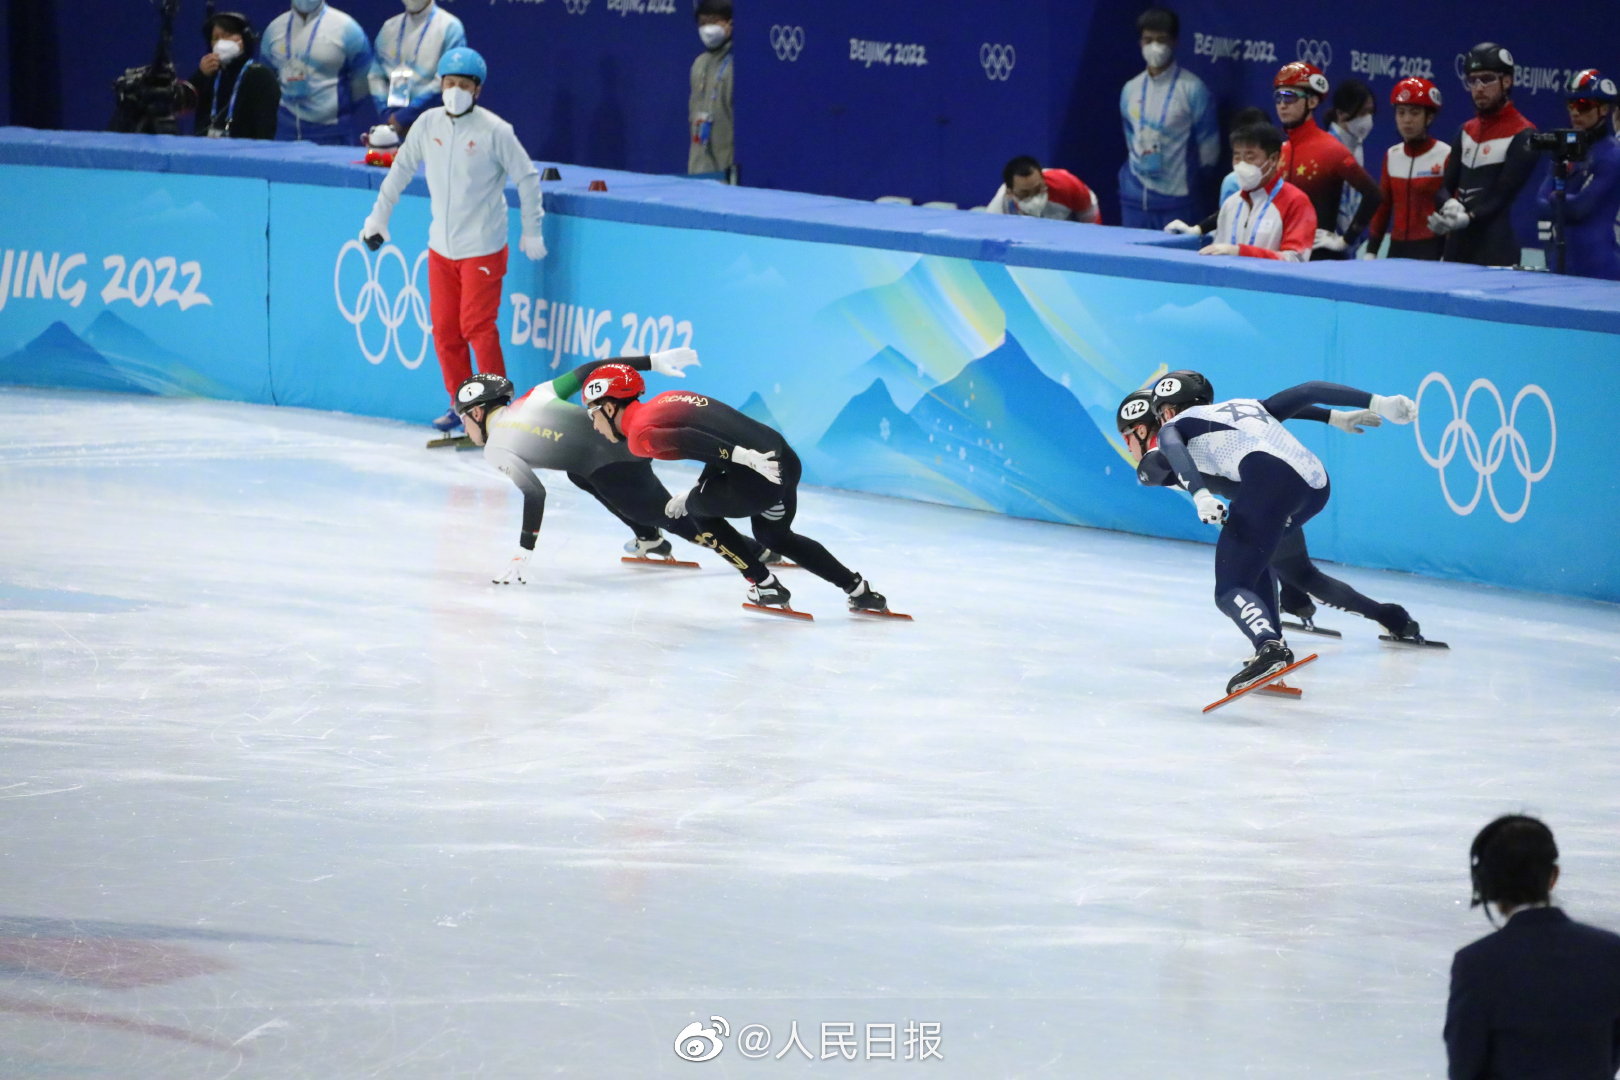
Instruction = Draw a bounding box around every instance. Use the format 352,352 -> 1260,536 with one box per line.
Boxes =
190,12 -> 280,140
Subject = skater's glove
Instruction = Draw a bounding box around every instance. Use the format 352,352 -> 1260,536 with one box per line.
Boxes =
1313,228 -> 1348,252
493,547 -> 531,585
519,232 -> 547,260
731,446 -> 782,484
665,488 -> 692,518
1163,219 -> 1199,235
1329,408 -> 1382,434
1193,488 -> 1227,525
360,216 -> 389,251
1438,197 -> 1471,232
1369,393 -> 1418,425
648,347 -> 700,377
1425,209 -> 1453,235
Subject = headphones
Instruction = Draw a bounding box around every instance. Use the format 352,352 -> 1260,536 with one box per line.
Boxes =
203,11 -> 259,57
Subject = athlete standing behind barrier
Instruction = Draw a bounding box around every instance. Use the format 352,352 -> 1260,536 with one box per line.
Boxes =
360,47 -> 545,437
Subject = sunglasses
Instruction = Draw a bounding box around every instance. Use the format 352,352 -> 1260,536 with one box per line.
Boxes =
1273,89 -> 1305,102
1463,73 -> 1502,88
1568,98 -> 1602,113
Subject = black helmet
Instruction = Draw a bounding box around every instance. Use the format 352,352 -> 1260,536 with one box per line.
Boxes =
1116,389 -> 1157,434
1463,42 -> 1515,77
1150,370 -> 1214,417
203,11 -> 258,56
454,373 -> 514,417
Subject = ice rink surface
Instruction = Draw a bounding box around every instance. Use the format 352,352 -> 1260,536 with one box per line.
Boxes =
2,389 -> 1618,1079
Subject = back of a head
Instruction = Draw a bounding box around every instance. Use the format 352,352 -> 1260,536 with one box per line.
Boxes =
1231,122 -> 1283,159
1001,155 -> 1043,190
1135,7 -> 1178,39
1471,814 -> 1559,910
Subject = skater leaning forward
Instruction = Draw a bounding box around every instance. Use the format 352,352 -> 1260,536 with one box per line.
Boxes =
1145,371 -> 1416,694
577,363 -> 892,615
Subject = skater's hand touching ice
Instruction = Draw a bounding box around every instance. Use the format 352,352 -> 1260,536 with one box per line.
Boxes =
494,548 -> 531,585
1193,488 -> 1227,525
731,446 -> 781,484
1329,409 -> 1381,433
649,347 -> 699,377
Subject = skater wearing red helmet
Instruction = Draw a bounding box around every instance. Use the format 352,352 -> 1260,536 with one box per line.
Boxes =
1366,77 -> 1452,260
1272,61 -> 1382,259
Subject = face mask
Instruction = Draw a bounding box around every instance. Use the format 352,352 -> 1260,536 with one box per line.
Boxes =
698,24 -> 728,50
442,86 -> 474,116
1015,192 -> 1049,217
1142,43 -> 1172,69
1344,115 -> 1374,142
403,0 -> 431,11
213,38 -> 243,63
1233,161 -> 1264,191
290,0 -> 321,14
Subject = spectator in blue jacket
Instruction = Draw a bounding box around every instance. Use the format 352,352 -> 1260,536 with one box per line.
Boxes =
261,0 -> 377,144
1537,69 -> 1620,280
368,0 -> 466,137
1118,7 -> 1219,229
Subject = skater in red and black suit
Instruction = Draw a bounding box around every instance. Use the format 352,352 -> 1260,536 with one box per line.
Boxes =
1431,43 -> 1538,267
578,363 -> 893,614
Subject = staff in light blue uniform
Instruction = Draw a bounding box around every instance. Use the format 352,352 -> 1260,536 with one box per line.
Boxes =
1117,7 -> 1219,230
368,0 -> 466,136
262,0 -> 376,144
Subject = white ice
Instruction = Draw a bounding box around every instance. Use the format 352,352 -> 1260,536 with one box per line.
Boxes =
1,389 -> 1618,1079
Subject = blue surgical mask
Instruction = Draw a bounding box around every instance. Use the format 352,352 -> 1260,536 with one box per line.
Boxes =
291,0 -> 322,15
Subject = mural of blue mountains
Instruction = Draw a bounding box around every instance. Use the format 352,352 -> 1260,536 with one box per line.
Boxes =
0,312 -> 235,398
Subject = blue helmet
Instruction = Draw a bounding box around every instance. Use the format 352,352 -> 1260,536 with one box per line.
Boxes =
1566,69 -> 1619,105
437,47 -> 487,85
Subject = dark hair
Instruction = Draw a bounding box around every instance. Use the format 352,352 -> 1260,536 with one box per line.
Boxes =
1002,155 -> 1043,189
1471,815 -> 1559,910
1333,78 -> 1374,120
203,11 -> 257,53
694,0 -> 732,20
1231,122 -> 1283,157
1229,106 -> 1268,131
1136,7 -> 1178,38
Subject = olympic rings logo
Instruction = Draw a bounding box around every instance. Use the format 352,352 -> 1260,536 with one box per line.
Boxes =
769,25 -> 804,62
1414,372 -> 1556,524
333,239 -> 432,370
1296,38 -> 1333,70
563,0 -> 591,14
980,44 -> 1016,81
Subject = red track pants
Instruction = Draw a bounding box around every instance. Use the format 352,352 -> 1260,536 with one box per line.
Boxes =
428,246 -> 507,401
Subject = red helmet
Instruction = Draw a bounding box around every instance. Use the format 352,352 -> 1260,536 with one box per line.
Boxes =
1391,77 -> 1442,110
581,363 -> 645,405
1274,61 -> 1329,96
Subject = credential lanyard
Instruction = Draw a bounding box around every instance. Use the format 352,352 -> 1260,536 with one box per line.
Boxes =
283,7 -> 326,64
1230,178 -> 1279,248
707,53 -> 732,114
393,8 -> 437,70
1138,66 -> 1181,133
215,59 -> 258,130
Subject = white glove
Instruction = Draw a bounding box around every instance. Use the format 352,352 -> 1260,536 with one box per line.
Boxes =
1193,488 -> 1227,525
1441,197 -> 1471,232
520,232 -> 547,260
1369,393 -> 1418,425
1329,408 -> 1382,434
1313,228 -> 1348,252
665,488 -> 691,518
1426,209 -> 1454,235
731,446 -> 781,484
360,216 -> 389,251
648,347 -> 699,377
493,547 -> 531,585
366,124 -> 400,149
1163,219 -> 1199,235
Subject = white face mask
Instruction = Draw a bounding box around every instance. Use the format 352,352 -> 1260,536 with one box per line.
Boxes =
290,0 -> 321,14
1233,161 -> 1265,191
1142,42 -> 1172,69
1014,192 -> 1049,217
1344,115 -> 1374,142
698,24 -> 729,50
442,86 -> 474,116
212,38 -> 243,63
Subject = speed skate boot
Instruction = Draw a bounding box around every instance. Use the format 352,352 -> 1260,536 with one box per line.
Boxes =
845,576 -> 889,614
624,536 -> 673,558
1226,639 -> 1294,695
1283,597 -> 1321,631
758,547 -> 784,565
431,407 -> 464,435
747,574 -> 791,607
1375,603 -> 1421,641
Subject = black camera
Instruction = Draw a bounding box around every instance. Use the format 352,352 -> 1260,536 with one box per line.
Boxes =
1529,128 -> 1586,162
109,0 -> 197,135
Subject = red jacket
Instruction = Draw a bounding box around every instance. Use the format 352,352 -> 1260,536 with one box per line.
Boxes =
1368,137 -> 1451,245
1214,176 -> 1318,261
1284,116 -> 1381,236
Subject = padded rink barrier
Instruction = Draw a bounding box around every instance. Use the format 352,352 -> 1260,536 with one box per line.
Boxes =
0,128 -> 1617,601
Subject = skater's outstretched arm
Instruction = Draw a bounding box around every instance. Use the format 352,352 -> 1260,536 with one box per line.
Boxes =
1262,381 -> 1417,424
547,348 -> 701,402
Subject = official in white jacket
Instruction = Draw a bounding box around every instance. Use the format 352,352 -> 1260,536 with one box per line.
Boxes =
361,47 -> 545,433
